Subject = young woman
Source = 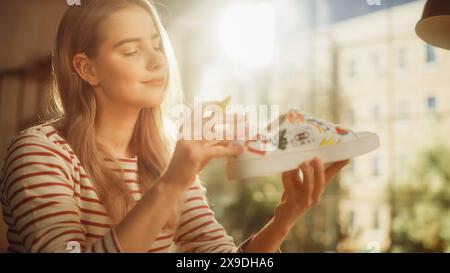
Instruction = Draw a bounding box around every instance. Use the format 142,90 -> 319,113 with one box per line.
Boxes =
0,0 -> 349,253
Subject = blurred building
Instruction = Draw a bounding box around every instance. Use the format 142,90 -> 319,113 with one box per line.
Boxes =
252,0 -> 450,252
283,0 -> 450,252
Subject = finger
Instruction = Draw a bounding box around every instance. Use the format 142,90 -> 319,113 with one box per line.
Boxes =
283,167 -> 302,186
205,139 -> 228,147
199,158 -> 211,171
300,161 -> 313,205
283,169 -> 302,194
281,191 -> 287,202
325,159 -> 351,183
206,143 -> 244,159
312,157 -> 325,204
282,172 -> 296,200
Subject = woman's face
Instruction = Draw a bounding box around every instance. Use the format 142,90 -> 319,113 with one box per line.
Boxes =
90,5 -> 168,110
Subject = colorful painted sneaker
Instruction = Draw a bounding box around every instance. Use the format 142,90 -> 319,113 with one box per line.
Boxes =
226,109 -> 380,180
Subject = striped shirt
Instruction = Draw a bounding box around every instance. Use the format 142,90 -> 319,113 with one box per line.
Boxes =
0,124 -> 252,253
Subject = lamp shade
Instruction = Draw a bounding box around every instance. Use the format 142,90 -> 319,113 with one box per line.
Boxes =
416,0 -> 450,50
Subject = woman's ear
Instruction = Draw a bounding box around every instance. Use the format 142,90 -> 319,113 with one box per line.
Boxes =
73,53 -> 100,86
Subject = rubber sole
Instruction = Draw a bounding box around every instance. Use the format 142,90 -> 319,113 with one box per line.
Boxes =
227,132 -> 380,180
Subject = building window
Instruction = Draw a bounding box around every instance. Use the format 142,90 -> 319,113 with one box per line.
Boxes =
371,53 -> 382,76
349,60 -> 356,78
398,154 -> 407,174
398,100 -> 408,119
372,54 -> 379,67
372,157 -> 380,176
346,109 -> 355,125
398,47 -> 407,68
426,44 -> 436,63
427,96 -> 437,112
373,209 -> 380,229
372,105 -> 380,122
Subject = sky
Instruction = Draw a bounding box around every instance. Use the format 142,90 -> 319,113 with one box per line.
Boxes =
326,0 -> 420,23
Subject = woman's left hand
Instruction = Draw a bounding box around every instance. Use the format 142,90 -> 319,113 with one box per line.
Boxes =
273,158 -> 350,233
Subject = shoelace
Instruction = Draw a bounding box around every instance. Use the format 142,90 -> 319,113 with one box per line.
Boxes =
290,109 -> 355,136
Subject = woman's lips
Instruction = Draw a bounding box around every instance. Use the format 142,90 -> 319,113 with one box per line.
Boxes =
142,78 -> 165,86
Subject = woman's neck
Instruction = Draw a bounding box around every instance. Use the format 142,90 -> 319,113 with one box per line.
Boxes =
95,108 -> 140,159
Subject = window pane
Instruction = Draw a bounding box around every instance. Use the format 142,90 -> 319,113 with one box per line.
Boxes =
426,45 -> 435,63
427,96 -> 437,112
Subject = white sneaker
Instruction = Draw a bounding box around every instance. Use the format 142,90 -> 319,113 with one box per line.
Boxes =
226,109 -> 380,180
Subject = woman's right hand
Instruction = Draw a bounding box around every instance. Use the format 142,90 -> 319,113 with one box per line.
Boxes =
161,102 -> 246,190
162,140 -> 244,190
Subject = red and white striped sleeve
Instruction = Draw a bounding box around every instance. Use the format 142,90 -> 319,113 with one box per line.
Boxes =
0,132 -> 122,253
173,176 -> 255,253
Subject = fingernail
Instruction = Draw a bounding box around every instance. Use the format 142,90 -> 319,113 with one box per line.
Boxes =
301,161 -> 309,169
315,157 -> 322,165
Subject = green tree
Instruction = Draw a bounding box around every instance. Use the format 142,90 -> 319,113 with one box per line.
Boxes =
391,144 -> 450,252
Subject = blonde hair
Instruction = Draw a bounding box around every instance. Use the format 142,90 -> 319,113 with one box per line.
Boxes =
48,0 -> 184,227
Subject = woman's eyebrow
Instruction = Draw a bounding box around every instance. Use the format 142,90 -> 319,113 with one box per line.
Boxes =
114,37 -> 141,48
113,33 -> 161,48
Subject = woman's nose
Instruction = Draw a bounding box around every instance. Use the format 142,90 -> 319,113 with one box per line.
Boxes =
146,50 -> 164,72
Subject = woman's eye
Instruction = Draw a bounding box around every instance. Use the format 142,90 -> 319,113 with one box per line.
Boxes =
124,50 -> 138,57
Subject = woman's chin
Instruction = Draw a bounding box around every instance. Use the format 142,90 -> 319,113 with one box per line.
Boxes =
139,96 -> 164,109
130,87 -> 165,108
